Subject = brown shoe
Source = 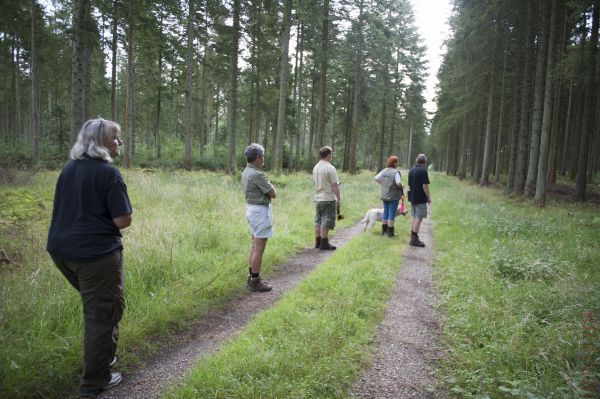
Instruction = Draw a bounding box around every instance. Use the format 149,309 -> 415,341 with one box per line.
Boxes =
247,277 -> 272,292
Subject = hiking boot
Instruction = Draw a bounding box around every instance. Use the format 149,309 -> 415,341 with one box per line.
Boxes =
319,237 -> 337,250
381,224 -> 388,235
247,276 -> 272,292
387,226 -> 397,237
80,372 -> 123,398
410,232 -> 425,247
315,236 -> 321,249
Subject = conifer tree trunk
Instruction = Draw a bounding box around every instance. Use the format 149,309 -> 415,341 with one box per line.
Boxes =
274,0 -> 292,171
349,0 -> 364,174
480,55 -> 496,185
70,0 -> 90,142
124,0 -> 134,168
378,61 -> 388,172
155,19 -> 163,158
14,45 -> 21,142
110,0 -> 118,120
494,48 -> 508,182
534,0 -> 558,206
514,2 -> 535,195
525,1 -> 550,197
576,0 -> 599,200
184,0 -> 195,169
30,0 -> 40,158
227,0 -> 241,173
505,83 -> 521,193
294,23 -> 304,170
315,0 -> 330,150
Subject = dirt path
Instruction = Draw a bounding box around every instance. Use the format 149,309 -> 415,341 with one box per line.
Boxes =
99,221 -> 365,399
351,217 -> 445,399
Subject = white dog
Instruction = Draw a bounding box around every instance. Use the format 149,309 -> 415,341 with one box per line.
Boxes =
360,207 -> 406,231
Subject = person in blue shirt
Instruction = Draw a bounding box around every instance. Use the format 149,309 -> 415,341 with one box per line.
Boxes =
47,118 -> 132,397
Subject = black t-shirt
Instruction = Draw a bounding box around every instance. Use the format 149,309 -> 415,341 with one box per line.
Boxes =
408,164 -> 430,204
47,158 -> 133,262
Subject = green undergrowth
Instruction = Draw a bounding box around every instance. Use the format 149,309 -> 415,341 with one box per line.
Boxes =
165,231 -> 403,399
432,174 -> 600,398
0,169 -> 380,398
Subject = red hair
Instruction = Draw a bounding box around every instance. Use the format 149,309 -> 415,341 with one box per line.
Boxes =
386,156 -> 399,168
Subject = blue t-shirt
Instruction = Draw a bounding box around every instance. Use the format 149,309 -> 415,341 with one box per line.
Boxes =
47,157 -> 133,262
408,164 -> 430,205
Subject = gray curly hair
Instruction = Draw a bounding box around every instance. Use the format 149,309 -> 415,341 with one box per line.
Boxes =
70,118 -> 121,162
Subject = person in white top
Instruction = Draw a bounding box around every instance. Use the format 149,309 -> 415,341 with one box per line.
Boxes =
312,146 -> 341,250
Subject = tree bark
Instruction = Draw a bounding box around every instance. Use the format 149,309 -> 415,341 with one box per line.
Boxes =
124,0 -> 134,168
30,0 -> 40,158
534,0 -> 558,206
184,0 -> 195,169
315,0 -> 330,150
274,0 -> 292,171
70,0 -> 90,142
111,0 -> 118,120
525,0 -> 550,197
227,0 -> 241,172
576,0 -> 599,200
348,0 -> 364,174
514,2 -> 535,195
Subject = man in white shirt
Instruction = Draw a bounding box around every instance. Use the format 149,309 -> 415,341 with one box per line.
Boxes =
313,146 -> 341,250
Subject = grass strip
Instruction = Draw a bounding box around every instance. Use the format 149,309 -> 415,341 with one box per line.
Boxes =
165,230 -> 403,399
432,173 -> 600,398
0,170 -> 380,398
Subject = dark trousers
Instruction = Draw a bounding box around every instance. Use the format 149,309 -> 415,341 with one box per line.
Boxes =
51,250 -> 125,393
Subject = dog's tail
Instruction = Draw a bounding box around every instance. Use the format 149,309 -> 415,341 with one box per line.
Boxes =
360,216 -> 369,231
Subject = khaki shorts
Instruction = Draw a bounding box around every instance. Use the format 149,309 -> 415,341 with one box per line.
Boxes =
411,203 -> 428,219
314,201 -> 336,230
246,204 -> 273,238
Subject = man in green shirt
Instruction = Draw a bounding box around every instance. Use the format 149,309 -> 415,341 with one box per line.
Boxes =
242,143 -> 276,292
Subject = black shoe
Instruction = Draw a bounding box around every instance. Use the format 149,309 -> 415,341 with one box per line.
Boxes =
387,226 -> 397,237
80,373 -> 123,398
410,232 -> 425,247
319,237 -> 337,250
315,236 -> 321,249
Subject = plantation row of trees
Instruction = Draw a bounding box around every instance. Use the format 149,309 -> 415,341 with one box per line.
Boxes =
0,0 -> 428,172
430,0 -> 600,204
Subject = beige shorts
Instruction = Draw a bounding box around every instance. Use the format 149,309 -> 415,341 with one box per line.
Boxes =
246,204 -> 273,238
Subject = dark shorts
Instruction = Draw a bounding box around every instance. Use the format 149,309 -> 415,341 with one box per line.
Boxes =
314,201 -> 337,230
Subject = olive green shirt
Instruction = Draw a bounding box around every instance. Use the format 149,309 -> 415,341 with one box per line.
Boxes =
242,163 -> 273,205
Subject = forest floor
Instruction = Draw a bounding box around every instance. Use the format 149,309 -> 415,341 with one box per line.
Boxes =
95,217 -> 443,399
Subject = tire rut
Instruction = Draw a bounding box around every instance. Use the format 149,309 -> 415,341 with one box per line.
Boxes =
351,216 -> 446,399
98,221 -> 366,399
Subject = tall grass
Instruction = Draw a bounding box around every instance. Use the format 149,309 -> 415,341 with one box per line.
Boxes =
0,169 -> 380,398
432,174 -> 600,398
165,231 -> 403,399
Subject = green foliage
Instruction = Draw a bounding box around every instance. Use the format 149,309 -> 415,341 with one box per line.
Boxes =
0,170 -> 381,398
433,173 -> 600,398
165,229 -> 403,399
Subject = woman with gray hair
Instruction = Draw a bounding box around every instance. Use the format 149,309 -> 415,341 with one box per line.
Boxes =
47,118 -> 132,397
241,143 -> 276,292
